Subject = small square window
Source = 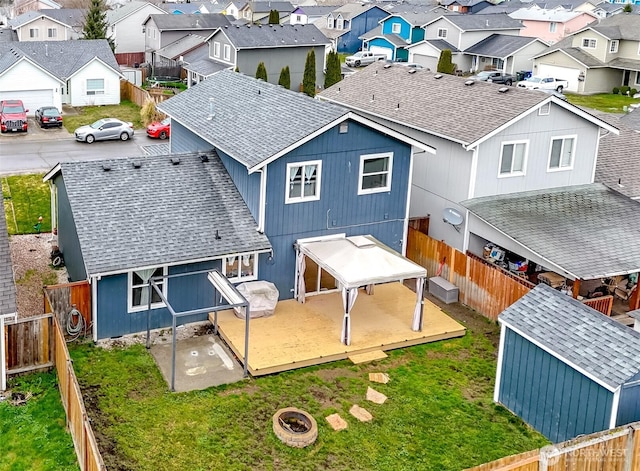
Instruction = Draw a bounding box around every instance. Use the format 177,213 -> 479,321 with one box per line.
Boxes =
223,253 -> 257,282
582,38 -> 596,48
128,267 -> 166,312
358,152 -> 393,194
437,28 -> 447,38
339,122 -> 348,134
392,23 -> 401,34
286,160 -> 322,203
29,28 -> 38,38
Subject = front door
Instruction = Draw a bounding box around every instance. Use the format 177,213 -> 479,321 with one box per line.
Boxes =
61,82 -> 69,104
623,70 -> 630,87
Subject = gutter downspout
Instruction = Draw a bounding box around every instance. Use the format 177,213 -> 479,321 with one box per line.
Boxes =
257,167 -> 267,233
91,275 -> 99,342
402,146 -> 417,255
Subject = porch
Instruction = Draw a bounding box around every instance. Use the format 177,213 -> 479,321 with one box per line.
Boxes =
210,282 -> 465,376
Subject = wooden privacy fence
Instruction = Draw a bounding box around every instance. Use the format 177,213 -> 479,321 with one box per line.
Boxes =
466,422 -> 640,470
5,314 -> 54,375
44,280 -> 92,336
407,228 -> 532,320
53,317 -> 106,471
120,80 -> 152,107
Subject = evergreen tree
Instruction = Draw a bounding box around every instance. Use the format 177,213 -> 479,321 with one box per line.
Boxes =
255,62 -> 268,81
278,66 -> 290,89
302,49 -> 316,97
324,51 -> 341,89
268,9 -> 280,24
437,49 -> 456,75
623,2 -> 632,12
82,0 -> 114,51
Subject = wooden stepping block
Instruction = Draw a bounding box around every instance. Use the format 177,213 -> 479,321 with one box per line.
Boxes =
349,350 -> 387,364
349,404 -> 373,422
325,413 -> 348,431
366,386 -> 387,404
369,372 -> 390,384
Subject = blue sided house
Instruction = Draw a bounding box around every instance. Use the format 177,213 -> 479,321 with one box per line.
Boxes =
317,3 -> 389,53
45,70 -> 431,341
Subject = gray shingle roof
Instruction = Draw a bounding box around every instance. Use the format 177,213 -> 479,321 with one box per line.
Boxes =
107,1 -> 164,24
9,8 -> 85,28
427,13 -> 523,30
216,23 -> 329,48
464,33 -> 543,58
56,152 -> 271,276
462,184 -> 640,279
359,24 -> 407,46
440,0 -> 489,7
391,10 -> 445,26
609,57 -> 640,71
596,115 -> 640,200
620,109 -> 640,131
156,34 -> 206,60
0,40 -> 121,81
146,13 -> 230,30
0,181 -> 17,316
183,57 -> 230,76
0,28 -> 18,43
424,38 -> 460,52
158,70 -> 348,169
331,3 -> 387,20
500,283 -> 640,391
509,8 -> 592,22
319,61 -> 548,145
589,14 -> 640,41
247,1 -> 293,14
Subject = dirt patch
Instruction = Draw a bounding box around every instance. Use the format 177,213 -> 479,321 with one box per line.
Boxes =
308,384 -> 341,409
312,367 -> 360,383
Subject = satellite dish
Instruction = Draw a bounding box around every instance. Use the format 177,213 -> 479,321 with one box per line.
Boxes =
442,208 -> 464,231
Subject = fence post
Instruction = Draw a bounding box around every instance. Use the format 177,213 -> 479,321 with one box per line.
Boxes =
629,423 -> 640,471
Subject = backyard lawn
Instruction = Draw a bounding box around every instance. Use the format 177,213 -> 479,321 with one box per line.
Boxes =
2,173 -> 50,235
0,372 -> 79,471
69,306 -> 549,471
565,92 -> 640,113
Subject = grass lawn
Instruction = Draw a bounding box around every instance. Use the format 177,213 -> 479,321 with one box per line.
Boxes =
63,100 -> 143,131
2,174 -> 50,235
0,372 -> 79,471
565,92 -> 640,113
69,307 -> 549,471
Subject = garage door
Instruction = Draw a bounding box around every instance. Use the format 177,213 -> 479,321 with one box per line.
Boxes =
0,89 -> 54,116
369,45 -> 393,60
536,64 -> 581,93
410,54 -> 438,72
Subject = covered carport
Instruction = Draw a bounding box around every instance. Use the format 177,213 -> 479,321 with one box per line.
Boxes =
294,234 -> 427,345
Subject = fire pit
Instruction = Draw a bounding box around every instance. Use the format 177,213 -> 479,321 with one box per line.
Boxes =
272,407 -> 318,448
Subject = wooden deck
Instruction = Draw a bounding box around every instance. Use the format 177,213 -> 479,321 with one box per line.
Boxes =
210,282 -> 466,376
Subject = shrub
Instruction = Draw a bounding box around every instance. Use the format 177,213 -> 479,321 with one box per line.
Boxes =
303,49 -> 316,97
278,66 -> 290,89
140,99 -> 164,126
620,85 -> 630,96
612,87 -> 619,94
437,49 -> 456,75
631,88 -> 638,97
324,51 -> 341,89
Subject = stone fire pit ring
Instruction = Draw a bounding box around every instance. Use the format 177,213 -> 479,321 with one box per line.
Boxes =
272,407 -> 318,448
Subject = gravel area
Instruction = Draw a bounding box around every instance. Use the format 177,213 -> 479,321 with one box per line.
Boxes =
9,233 -> 68,318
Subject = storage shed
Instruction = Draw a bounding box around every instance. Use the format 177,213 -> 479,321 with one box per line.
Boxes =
495,284 -> 640,443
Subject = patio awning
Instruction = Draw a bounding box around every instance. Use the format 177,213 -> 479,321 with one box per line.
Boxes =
295,235 -> 427,345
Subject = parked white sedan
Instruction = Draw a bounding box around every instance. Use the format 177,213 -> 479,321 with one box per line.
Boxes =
74,118 -> 134,143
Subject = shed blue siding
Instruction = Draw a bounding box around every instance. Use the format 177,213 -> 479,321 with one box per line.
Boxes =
216,150 -> 261,222
96,260 -> 220,339
170,120 -> 214,154
54,175 -> 86,282
337,6 -> 389,53
617,379 -> 640,427
499,327 -> 613,443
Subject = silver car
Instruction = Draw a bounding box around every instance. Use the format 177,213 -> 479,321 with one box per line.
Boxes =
74,118 -> 134,143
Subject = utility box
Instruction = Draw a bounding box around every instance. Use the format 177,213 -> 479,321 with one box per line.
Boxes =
428,276 -> 459,304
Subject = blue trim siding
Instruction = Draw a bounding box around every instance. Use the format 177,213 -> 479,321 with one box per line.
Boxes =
396,48 -> 409,62
216,150 -> 261,222
54,175 -> 86,282
368,37 -> 397,58
170,120 -> 214,154
382,17 -> 411,40
499,327 -> 613,443
411,27 -> 424,44
336,6 -> 389,53
96,260 -> 220,339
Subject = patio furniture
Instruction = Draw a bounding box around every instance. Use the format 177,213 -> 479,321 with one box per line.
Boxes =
615,279 -> 637,302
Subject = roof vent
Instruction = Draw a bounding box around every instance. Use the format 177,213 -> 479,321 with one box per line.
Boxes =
383,63 -> 392,69
434,74 -> 443,79
498,86 -> 509,93
214,229 -> 222,240
200,154 -> 209,162
171,157 -> 180,165
464,79 -> 475,86
132,161 -> 142,169
102,164 -> 111,172
408,68 -> 417,74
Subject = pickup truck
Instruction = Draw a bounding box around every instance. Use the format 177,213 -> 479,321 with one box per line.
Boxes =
470,71 -> 516,85
516,76 -> 568,92
0,99 -> 28,133
345,51 -> 387,67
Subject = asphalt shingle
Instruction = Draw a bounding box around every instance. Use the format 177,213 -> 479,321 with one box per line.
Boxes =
217,23 -> 329,48
500,284 -> 640,390
0,181 -> 17,316
596,115 -> 640,200
147,13 -> 230,31
464,33 -> 542,58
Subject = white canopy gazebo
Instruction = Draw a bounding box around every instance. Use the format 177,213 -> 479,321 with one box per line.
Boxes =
294,234 -> 427,345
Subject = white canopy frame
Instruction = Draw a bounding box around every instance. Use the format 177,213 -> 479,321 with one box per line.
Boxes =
295,234 -> 427,345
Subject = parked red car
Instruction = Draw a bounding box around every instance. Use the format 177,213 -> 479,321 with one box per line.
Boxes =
0,99 -> 28,133
146,118 -> 170,139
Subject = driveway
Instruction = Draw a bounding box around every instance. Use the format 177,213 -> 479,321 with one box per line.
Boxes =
0,118 -> 73,142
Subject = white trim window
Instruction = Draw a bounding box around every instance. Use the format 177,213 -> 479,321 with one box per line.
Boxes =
635,71 -> 640,86
548,135 -> 576,171
47,28 -> 57,38
29,28 -> 38,38
539,102 -> 551,116
286,160 -> 321,203
223,253 -> 258,282
128,266 -> 167,312
327,15 -> 334,29
582,38 -> 596,48
437,28 -> 447,38
86,78 -> 105,95
213,41 -> 220,58
336,16 -> 344,30
609,40 -> 619,53
223,44 -> 231,61
549,22 -> 557,33
358,152 -> 393,194
499,141 -> 528,176
391,22 -> 401,34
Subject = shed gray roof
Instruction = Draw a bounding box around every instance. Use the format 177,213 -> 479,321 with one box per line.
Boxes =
107,1 -> 164,24
9,8 -> 85,28
158,70 -> 348,169
596,115 -> 640,200
462,184 -> 640,279
500,283 -> 640,391
53,152 -> 271,276
215,23 -> 329,48
319,61 -> 548,146
156,34 -> 206,60
464,33 -> 543,58
146,13 -> 230,30
426,13 -> 523,30
0,39 -> 121,81
0,181 -> 17,316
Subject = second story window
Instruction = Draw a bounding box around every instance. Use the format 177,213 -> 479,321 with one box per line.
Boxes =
359,152 -> 393,194
499,141 -> 528,176
437,28 -> 447,38
582,38 -> 596,48
223,44 -> 231,61
548,136 -> 576,171
327,15 -> 334,29
213,41 -> 220,58
549,22 -> 557,33
610,40 -> 619,53
392,22 -> 401,34
286,160 -> 321,203
336,17 -> 344,30
47,28 -> 56,38
29,28 -> 38,38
